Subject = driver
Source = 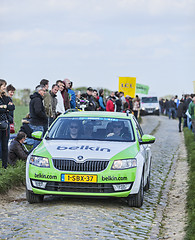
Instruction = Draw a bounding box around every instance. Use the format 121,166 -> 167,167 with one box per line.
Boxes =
68,122 -> 80,139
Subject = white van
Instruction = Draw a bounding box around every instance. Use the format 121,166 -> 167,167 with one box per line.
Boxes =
140,96 -> 160,116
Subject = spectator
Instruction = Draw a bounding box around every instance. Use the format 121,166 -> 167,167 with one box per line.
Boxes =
56,80 -> 65,115
177,99 -> 185,132
188,95 -> 195,138
168,97 -> 177,119
133,95 -> 140,119
6,84 -> 16,135
19,113 -> 33,145
106,92 -> 116,112
93,89 -> 100,110
29,85 -> 48,148
40,79 -> 51,120
85,87 -> 96,111
65,79 -> 76,109
0,79 -> 15,169
115,91 -> 123,112
164,99 -> 169,116
8,132 -> 29,166
174,95 -> 180,109
120,92 -> 126,108
183,94 -> 192,128
62,79 -> 70,111
123,95 -> 133,112
49,84 -> 58,125
98,89 -> 106,111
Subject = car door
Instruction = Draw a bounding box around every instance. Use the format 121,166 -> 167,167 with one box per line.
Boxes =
132,116 -> 150,184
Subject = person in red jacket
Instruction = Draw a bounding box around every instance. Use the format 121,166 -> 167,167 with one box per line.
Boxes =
106,93 -> 116,112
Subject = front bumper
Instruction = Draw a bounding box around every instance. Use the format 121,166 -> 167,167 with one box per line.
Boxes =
27,164 -> 137,197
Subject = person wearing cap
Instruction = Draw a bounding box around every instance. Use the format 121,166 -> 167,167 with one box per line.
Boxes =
85,87 -> 97,111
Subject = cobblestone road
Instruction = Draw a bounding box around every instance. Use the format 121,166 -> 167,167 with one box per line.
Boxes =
0,116 -> 183,240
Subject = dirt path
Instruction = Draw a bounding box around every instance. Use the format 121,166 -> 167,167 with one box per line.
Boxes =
159,131 -> 188,239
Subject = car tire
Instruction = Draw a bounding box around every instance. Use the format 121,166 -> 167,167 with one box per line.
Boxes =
127,174 -> 144,208
26,189 -> 44,204
144,162 -> 151,191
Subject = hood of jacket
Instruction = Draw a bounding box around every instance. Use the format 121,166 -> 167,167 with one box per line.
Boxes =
30,92 -> 43,100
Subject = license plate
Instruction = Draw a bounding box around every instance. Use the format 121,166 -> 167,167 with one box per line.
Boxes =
61,174 -> 97,183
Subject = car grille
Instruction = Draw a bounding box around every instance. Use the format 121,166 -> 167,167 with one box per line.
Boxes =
145,108 -> 155,112
45,182 -> 114,193
52,158 -> 110,172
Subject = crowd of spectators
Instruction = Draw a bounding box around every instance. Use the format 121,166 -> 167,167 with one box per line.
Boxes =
1,76 -> 195,168
159,94 -> 195,135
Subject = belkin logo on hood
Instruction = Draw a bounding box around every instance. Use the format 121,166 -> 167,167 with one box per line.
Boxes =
57,145 -> 111,152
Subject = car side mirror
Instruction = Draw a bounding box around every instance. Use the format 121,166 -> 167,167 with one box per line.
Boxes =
31,131 -> 43,141
139,134 -> 155,144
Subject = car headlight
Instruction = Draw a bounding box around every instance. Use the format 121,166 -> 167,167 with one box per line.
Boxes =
30,156 -> 50,168
141,107 -> 145,110
111,159 -> 137,170
156,107 -> 159,110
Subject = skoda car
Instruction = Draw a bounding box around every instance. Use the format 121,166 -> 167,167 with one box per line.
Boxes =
26,111 -> 155,207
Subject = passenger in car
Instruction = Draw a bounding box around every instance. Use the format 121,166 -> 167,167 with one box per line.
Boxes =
83,122 -> 94,139
106,122 -> 128,140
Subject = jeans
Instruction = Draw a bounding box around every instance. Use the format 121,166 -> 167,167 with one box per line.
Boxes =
0,129 -> 9,168
169,108 -> 176,119
178,117 -> 182,131
28,124 -> 45,150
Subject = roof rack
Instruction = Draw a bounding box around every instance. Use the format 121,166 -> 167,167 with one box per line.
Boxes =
64,109 -> 80,114
126,110 -> 132,116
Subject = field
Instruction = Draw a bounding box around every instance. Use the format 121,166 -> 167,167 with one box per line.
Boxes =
13,105 -> 29,133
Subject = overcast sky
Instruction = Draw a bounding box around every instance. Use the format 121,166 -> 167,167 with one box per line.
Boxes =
0,0 -> 195,97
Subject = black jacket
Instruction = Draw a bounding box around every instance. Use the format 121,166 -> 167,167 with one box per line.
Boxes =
177,103 -> 185,118
29,92 -> 48,126
85,94 -> 96,111
0,95 -> 15,122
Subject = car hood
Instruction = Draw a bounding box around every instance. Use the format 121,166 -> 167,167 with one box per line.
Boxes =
141,102 -> 159,108
33,139 -> 138,160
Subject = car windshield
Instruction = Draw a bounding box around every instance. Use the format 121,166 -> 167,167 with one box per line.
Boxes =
142,97 -> 158,103
47,117 -> 135,142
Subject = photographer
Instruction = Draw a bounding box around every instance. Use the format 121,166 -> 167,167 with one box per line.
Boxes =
8,132 -> 29,166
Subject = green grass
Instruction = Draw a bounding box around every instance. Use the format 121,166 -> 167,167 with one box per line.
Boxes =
183,128 -> 195,240
14,105 -> 29,133
0,160 -> 26,193
0,105 -> 28,193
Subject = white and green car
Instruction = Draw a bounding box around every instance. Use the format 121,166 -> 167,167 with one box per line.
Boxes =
26,111 -> 155,207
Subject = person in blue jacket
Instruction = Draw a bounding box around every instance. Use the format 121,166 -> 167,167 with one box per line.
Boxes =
65,79 -> 76,109
98,89 -> 106,111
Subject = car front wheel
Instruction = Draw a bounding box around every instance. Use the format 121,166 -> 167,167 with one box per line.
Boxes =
127,175 -> 144,208
26,189 -> 44,204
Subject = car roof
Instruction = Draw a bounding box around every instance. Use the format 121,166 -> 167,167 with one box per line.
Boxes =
60,111 -> 134,119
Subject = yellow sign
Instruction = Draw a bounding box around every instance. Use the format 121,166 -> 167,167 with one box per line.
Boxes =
193,81 -> 195,94
118,77 -> 136,98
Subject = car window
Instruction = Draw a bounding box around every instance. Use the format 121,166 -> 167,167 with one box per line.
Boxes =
47,117 -> 135,142
132,116 -> 143,140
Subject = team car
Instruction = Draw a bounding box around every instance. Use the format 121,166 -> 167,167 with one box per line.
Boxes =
26,111 -> 155,207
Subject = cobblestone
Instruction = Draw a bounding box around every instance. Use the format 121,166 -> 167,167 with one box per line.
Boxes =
0,115 -> 183,239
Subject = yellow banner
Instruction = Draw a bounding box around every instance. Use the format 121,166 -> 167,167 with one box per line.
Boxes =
193,81 -> 195,94
118,77 -> 136,98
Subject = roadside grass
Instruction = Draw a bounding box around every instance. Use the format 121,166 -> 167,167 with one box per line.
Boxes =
0,160 -> 26,194
183,128 -> 195,240
0,105 -> 28,194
